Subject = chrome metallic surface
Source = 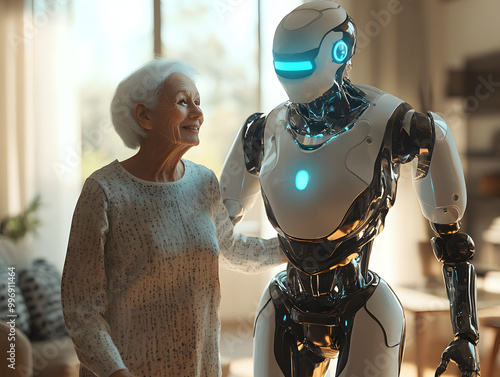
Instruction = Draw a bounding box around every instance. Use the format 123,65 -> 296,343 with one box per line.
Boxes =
242,112 -> 266,175
431,231 -> 475,263
431,221 -> 461,236
220,2 -> 480,375
435,262 -> 480,376
286,80 -> 370,150
431,225 -> 479,376
442,263 -> 479,343
269,270 -> 379,377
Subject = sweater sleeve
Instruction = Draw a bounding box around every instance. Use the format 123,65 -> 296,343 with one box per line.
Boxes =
61,178 -> 127,377
209,172 -> 285,273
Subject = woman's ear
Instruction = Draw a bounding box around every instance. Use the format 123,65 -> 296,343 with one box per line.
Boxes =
133,102 -> 153,130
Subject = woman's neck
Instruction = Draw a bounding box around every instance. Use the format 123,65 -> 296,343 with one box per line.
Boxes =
120,139 -> 191,182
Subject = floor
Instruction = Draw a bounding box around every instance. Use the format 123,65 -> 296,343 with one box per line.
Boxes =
225,358 -> 439,377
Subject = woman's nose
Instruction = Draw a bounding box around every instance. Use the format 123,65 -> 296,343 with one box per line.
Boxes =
191,104 -> 203,119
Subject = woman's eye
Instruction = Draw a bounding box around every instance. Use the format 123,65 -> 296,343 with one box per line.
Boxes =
178,99 -> 187,105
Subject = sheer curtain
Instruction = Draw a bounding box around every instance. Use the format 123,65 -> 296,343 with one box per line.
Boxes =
0,0 -> 36,223
0,0 -> 80,271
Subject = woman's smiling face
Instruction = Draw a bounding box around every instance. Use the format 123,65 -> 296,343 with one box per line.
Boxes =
149,72 -> 204,147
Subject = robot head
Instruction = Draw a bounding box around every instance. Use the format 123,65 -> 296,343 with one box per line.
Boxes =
273,1 -> 356,103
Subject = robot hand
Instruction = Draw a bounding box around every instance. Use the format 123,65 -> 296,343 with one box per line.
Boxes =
435,338 -> 480,377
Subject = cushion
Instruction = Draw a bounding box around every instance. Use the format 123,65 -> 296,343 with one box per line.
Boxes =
18,259 -> 68,340
0,256 -> 31,336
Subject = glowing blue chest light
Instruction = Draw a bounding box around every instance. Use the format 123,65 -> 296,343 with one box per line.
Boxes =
274,60 -> 313,72
295,170 -> 309,191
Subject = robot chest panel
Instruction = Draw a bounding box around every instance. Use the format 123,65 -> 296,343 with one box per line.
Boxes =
260,117 -> 383,240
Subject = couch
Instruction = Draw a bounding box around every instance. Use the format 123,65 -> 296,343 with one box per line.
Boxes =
0,237 -> 80,377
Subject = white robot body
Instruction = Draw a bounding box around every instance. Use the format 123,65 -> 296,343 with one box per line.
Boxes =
411,112 -> 467,224
221,1 -> 479,375
259,90 -> 403,240
273,2 -> 354,103
220,123 -> 261,222
253,275 -> 405,377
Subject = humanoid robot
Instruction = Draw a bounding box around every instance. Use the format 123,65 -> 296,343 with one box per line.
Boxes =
220,2 -> 480,376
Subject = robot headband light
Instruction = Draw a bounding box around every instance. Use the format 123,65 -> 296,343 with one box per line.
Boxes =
273,60 -> 315,79
273,39 -> 349,79
273,47 -> 319,79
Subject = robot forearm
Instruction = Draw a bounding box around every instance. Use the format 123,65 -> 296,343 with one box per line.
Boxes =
431,222 -> 479,344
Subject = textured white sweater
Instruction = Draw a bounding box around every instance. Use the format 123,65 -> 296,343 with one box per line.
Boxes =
61,160 -> 282,377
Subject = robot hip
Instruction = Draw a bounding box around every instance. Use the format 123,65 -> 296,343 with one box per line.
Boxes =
254,272 -> 405,375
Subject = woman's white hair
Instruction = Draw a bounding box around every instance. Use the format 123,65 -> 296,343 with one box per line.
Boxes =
110,59 -> 198,149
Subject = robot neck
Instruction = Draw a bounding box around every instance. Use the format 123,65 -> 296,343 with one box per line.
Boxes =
287,78 -> 370,150
299,78 -> 368,124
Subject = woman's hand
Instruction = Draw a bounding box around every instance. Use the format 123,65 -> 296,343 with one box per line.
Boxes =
109,369 -> 136,377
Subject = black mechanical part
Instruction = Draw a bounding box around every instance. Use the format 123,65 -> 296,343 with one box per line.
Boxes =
393,108 -> 435,179
287,80 -> 370,151
430,222 -> 475,264
435,337 -> 480,376
270,271 -> 379,377
442,262 -> 479,345
430,222 -> 479,374
431,222 -> 461,236
242,112 -> 266,175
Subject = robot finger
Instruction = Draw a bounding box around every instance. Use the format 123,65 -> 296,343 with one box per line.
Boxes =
434,357 -> 450,377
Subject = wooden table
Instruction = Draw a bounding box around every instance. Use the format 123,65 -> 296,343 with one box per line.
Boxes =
395,284 -> 500,377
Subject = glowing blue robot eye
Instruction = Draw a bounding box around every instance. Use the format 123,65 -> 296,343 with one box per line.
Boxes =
295,170 -> 309,191
332,40 -> 348,63
274,60 -> 314,72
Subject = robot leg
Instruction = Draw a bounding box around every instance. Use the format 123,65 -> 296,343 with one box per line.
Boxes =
253,279 -> 286,377
336,278 -> 405,377
253,276 -> 331,377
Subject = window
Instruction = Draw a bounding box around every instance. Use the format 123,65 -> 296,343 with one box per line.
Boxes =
72,0 -> 154,178
73,0 -> 303,176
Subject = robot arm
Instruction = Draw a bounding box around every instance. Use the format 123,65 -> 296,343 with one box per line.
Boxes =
410,111 -> 467,224
220,113 -> 266,224
398,111 -> 480,376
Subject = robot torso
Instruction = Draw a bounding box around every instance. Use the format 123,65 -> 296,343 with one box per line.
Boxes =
257,86 -> 408,273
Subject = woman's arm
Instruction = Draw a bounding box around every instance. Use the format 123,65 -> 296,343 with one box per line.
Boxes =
210,172 -> 286,273
61,178 -> 127,377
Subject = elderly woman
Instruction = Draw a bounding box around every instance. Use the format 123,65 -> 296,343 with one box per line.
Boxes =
61,59 -> 284,377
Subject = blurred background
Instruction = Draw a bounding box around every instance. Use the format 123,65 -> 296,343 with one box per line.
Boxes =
1,0 -> 500,376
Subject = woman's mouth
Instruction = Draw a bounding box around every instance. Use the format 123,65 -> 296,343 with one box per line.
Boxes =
183,125 -> 200,132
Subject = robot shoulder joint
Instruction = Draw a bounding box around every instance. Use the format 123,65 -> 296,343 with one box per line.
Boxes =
242,112 -> 267,175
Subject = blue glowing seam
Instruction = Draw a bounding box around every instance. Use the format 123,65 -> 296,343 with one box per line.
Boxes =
332,40 -> 348,63
274,60 -> 313,72
295,170 -> 309,191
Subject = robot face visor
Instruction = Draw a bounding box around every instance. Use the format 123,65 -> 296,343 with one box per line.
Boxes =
273,48 -> 319,80
273,38 -> 350,80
